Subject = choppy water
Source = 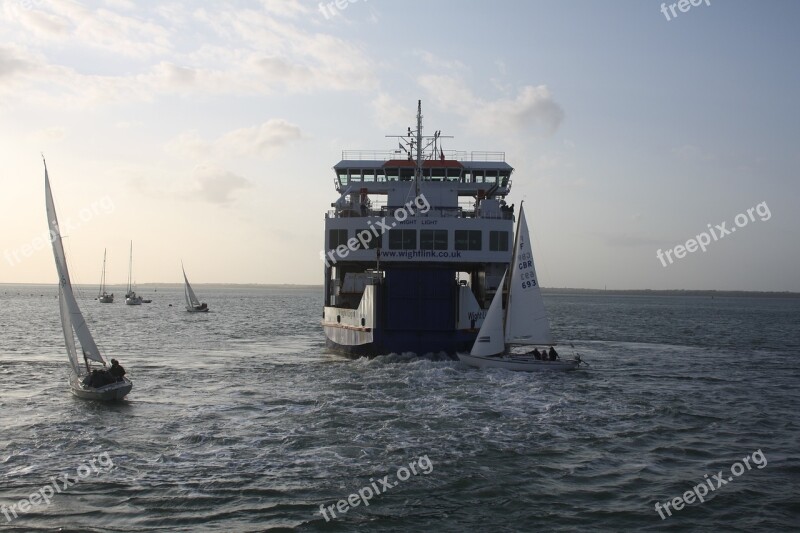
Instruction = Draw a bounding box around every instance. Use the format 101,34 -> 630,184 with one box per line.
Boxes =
0,285 -> 798,532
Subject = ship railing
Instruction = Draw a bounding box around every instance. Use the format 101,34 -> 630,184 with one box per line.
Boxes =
326,206 -> 514,220
340,150 -> 506,162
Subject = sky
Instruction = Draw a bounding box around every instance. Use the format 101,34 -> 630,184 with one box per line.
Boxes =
0,0 -> 798,291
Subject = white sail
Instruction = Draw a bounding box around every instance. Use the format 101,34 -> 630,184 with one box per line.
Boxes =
45,161 -> 106,372
182,265 -> 200,308
505,205 -> 553,345
470,271 -> 507,357
59,285 -> 81,375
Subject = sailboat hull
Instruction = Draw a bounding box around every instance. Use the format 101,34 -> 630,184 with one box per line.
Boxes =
457,352 -> 581,372
186,306 -> 209,313
69,374 -> 132,401
99,295 -> 114,303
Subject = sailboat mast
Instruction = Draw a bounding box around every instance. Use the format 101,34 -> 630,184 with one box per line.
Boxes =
504,201 -> 524,341
100,248 -> 107,296
127,241 -> 133,293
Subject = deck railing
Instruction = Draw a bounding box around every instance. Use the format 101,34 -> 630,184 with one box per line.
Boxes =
340,150 -> 505,162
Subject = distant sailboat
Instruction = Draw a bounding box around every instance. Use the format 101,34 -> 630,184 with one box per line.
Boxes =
98,248 -> 114,303
182,263 -> 208,312
457,203 -> 584,372
125,242 -> 143,305
45,158 -> 132,400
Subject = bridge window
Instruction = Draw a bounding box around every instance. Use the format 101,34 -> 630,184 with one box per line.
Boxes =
430,168 -> 446,181
363,170 -> 375,182
489,231 -> 509,252
329,229 -> 348,249
356,229 -> 382,250
386,168 -> 399,181
338,172 -> 348,186
389,229 -> 416,250
455,230 -> 481,251
421,230 -> 448,250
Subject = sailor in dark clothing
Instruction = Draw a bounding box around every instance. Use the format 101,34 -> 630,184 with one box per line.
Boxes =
548,346 -> 558,361
108,359 -> 126,381
527,348 -> 541,360
82,370 -> 97,387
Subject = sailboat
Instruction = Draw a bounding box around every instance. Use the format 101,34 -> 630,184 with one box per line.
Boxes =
182,263 -> 209,312
98,249 -> 114,303
457,203 -> 584,372
125,241 -> 143,305
45,158 -> 132,400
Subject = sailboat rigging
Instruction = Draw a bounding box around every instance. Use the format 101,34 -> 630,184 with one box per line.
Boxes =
125,241 -> 143,305
182,263 -> 209,313
457,203 -> 584,372
45,157 -> 132,400
98,248 -> 113,303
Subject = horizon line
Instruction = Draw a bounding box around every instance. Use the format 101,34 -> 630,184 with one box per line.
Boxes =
1,282 -> 798,297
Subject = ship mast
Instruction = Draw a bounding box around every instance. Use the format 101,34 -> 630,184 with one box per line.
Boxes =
386,101 -> 452,199
415,99 -> 422,198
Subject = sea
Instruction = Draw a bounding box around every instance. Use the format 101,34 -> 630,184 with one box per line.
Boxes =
0,285 -> 798,532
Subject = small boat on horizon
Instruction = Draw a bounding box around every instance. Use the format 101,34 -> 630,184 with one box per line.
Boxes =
98,248 -> 114,303
457,203 -> 584,372
45,157 -> 132,400
125,241 -> 143,305
183,263 -> 209,313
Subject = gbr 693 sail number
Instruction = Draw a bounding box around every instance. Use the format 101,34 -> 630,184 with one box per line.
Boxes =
517,252 -> 537,288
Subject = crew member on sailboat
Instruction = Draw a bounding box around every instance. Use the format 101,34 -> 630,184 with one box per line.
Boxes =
109,359 -> 126,381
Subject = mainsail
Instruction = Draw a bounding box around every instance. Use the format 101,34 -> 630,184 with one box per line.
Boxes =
505,205 -> 553,345
183,265 -> 201,308
469,271 -> 507,357
45,160 -> 106,374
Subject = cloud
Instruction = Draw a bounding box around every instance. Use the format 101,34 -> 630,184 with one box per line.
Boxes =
166,119 -> 305,159
191,165 -> 253,205
28,126 -> 66,142
414,50 -> 466,72
192,6 -> 377,92
418,74 -> 564,135
0,45 -> 35,80
0,2 -> 377,109
3,1 -> 172,58
218,119 -> 304,157
258,0 -> 310,18
369,92 -> 413,128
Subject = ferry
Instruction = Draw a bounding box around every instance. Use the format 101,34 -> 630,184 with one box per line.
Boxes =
322,101 -> 515,357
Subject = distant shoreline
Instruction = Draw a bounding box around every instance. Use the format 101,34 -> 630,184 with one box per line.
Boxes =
2,283 -> 798,298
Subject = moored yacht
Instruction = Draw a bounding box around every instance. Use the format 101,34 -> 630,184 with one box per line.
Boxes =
322,101 -> 516,357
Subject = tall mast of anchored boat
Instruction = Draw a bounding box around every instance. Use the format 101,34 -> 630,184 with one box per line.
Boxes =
127,241 -> 133,293
99,248 -> 107,297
